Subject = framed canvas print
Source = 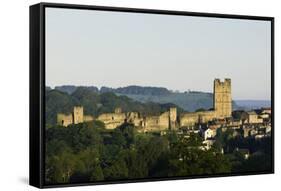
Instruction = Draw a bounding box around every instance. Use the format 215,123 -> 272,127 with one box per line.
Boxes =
30,2 -> 274,188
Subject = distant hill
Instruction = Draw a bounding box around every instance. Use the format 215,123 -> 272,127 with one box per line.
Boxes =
101,85 -> 170,96
235,100 -> 271,110
116,92 -> 214,112
55,85 -> 99,94
51,85 -> 239,112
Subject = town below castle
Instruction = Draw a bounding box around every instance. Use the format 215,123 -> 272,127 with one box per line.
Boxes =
57,78 -> 272,154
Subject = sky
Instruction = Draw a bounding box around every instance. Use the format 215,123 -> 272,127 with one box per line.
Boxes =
46,7 -> 271,100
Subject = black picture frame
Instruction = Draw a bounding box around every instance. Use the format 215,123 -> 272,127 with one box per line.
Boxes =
30,2 -> 275,189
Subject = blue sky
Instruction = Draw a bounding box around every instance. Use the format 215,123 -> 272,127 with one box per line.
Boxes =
46,8 -> 271,100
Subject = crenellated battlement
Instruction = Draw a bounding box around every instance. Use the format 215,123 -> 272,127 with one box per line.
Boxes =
214,78 -> 231,87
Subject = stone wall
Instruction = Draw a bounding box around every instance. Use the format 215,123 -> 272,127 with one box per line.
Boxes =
144,116 -> 162,131
97,112 -> 126,129
199,111 -> 217,123
158,112 -> 170,130
126,112 -> 142,127
57,113 -> 73,127
180,110 -> 216,127
83,115 -> 94,122
180,113 -> 199,127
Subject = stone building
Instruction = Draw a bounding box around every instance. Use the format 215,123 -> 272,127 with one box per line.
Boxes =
97,108 -> 126,129
179,110 -> 216,127
241,111 -> 263,124
57,113 -> 73,127
57,78 -> 233,131
57,106 -> 94,127
214,78 -> 232,118
140,108 -> 177,132
179,78 -> 232,127
73,106 -> 84,124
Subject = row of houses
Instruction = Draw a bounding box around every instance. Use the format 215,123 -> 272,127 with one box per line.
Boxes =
187,108 -> 272,153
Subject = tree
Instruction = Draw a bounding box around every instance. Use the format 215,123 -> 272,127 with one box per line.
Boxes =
125,149 -> 148,178
77,148 -> 104,181
195,108 -> 206,112
103,157 -> 128,180
118,123 -> 136,147
169,133 -> 231,176
140,136 -> 170,177
110,128 -> 126,147
166,130 -> 179,144
46,150 -> 79,183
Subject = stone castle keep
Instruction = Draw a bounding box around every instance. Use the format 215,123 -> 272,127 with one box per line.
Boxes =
57,78 -> 232,131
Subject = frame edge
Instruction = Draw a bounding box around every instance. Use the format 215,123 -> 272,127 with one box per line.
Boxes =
29,3 -> 43,188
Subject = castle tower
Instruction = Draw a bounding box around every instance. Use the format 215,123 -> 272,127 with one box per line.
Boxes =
73,106 -> 84,124
214,78 -> 232,118
169,107 -> 177,129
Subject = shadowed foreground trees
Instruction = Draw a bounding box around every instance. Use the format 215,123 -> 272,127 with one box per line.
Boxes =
46,121 -> 265,184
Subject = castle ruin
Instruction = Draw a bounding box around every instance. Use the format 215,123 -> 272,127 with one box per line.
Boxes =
57,106 -> 94,127
57,78 -> 232,132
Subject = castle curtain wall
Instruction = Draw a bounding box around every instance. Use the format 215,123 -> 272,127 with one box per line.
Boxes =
57,113 -> 73,127
56,79 -> 232,130
97,113 -> 126,129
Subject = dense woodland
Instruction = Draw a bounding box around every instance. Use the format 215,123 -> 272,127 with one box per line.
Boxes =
45,120 -> 272,184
